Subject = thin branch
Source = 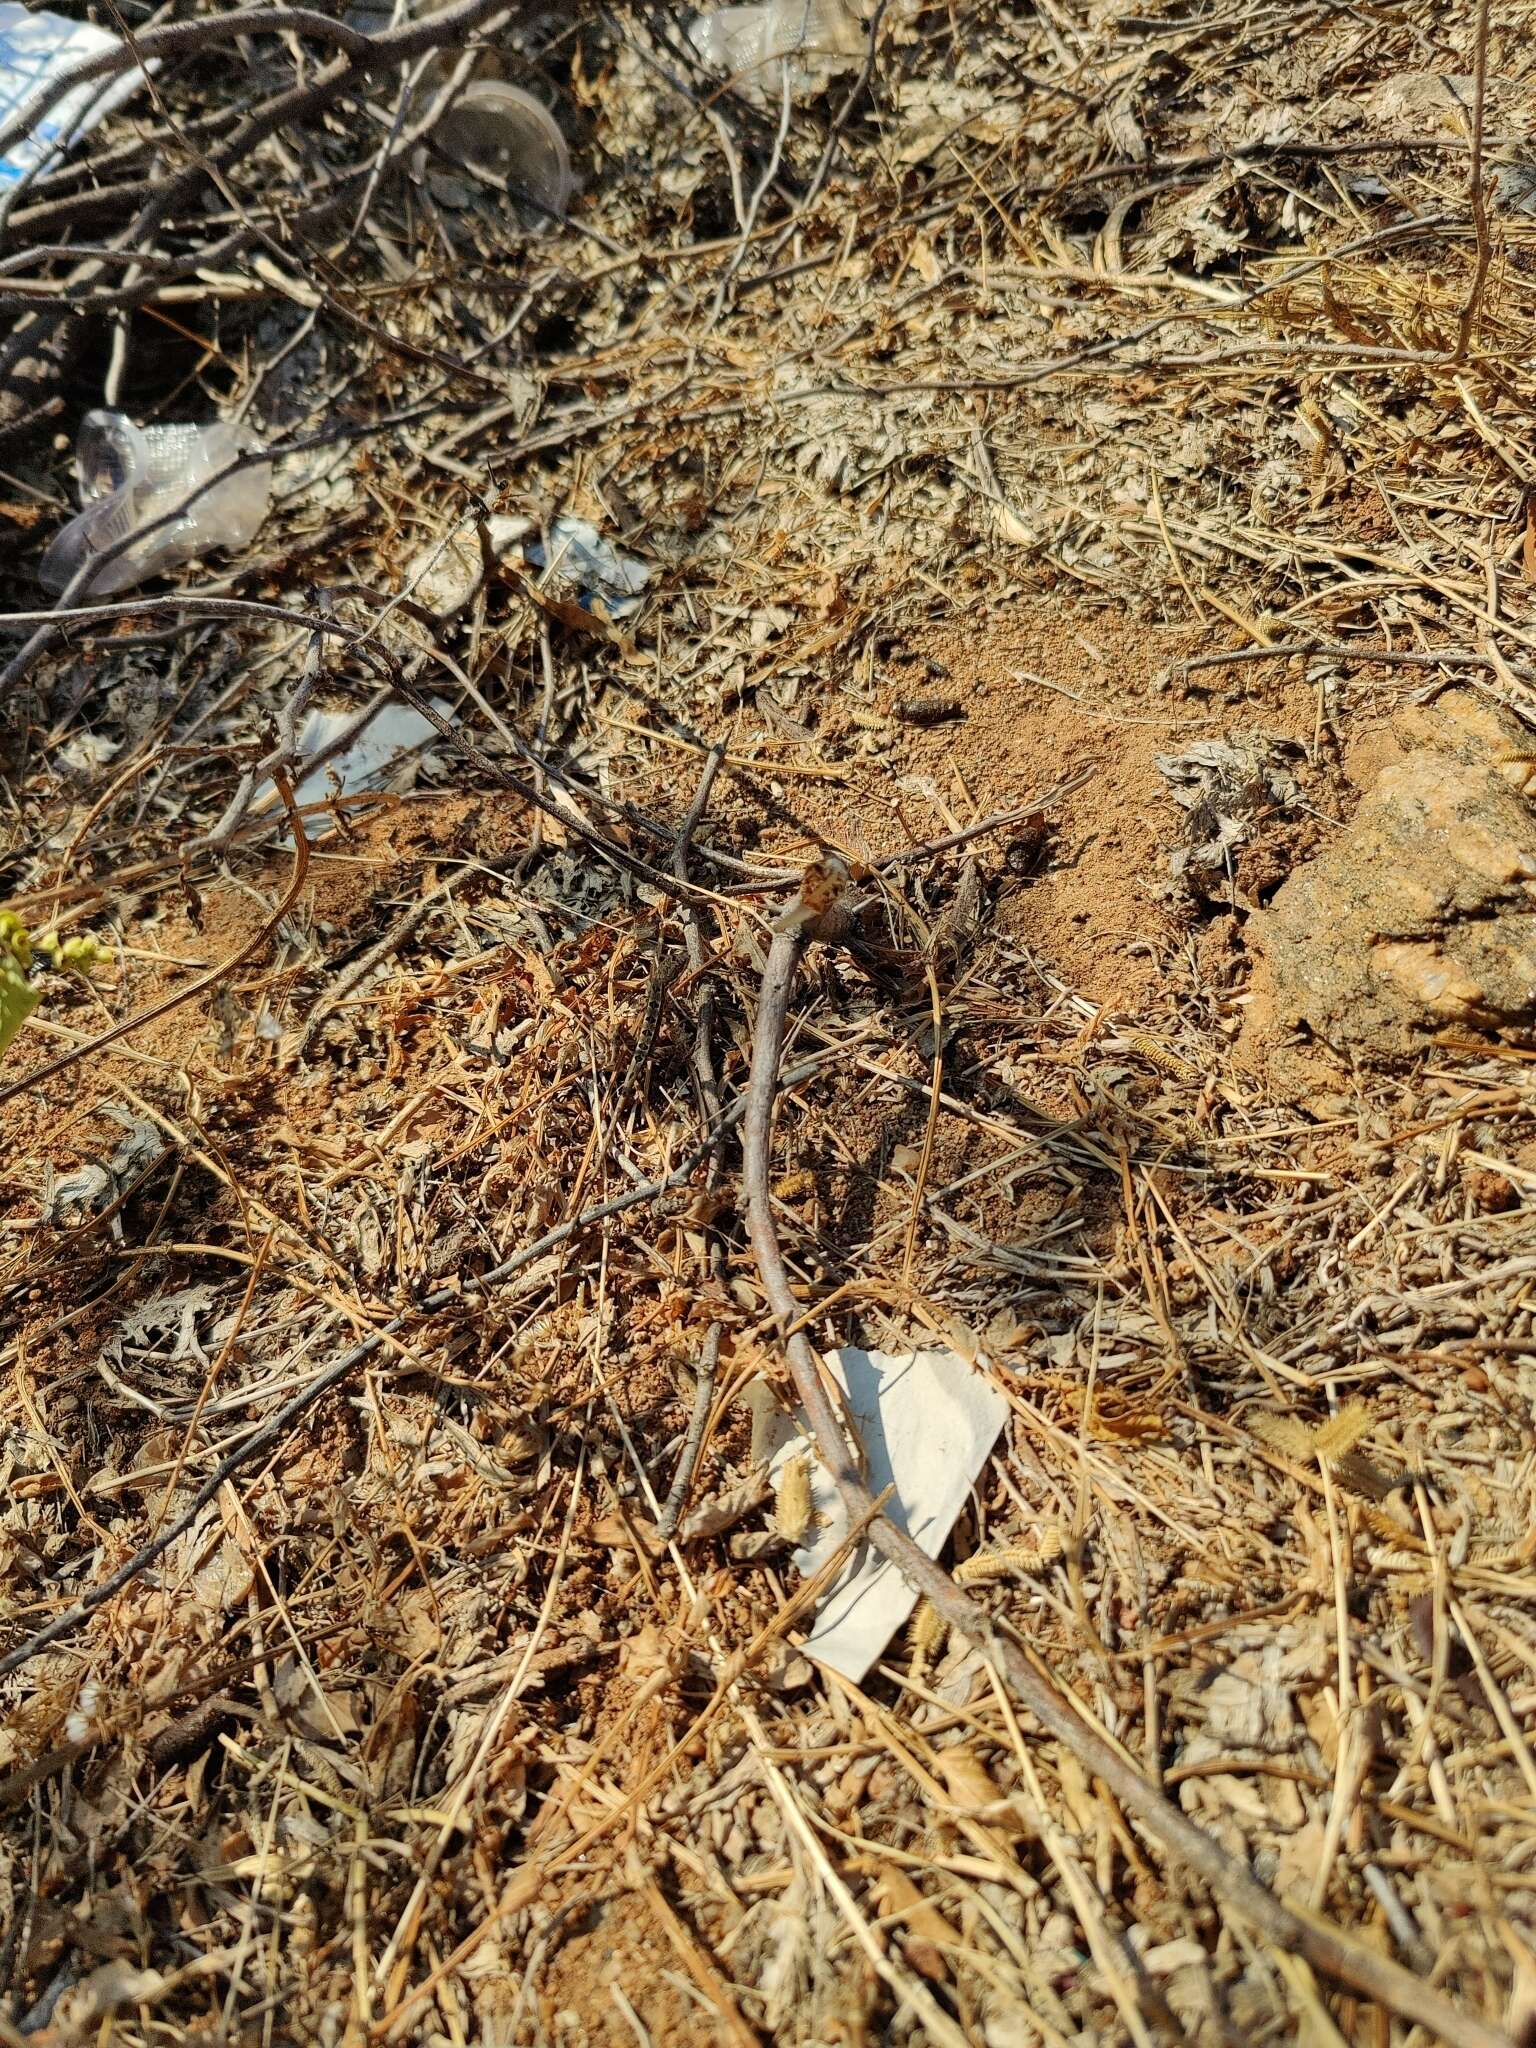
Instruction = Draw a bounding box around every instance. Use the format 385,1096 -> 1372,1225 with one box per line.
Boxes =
1455,0 -> 1494,364
757,0 -> 891,273
673,742 -> 727,1131
705,60 -> 794,328
658,1324 -> 722,1539
1178,640 -> 1526,681
655,743 -> 730,1543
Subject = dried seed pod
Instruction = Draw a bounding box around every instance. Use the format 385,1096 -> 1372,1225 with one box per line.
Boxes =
771,853 -> 853,938
907,1597 -> 946,1679
908,1538 -> 1062,1678
774,1450 -> 815,1546
1125,1033 -> 1198,1080
895,697 -> 964,726
952,1532 -> 1065,1584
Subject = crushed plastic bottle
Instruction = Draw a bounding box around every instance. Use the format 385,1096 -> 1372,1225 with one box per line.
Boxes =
418,82 -> 573,224
39,410 -> 272,597
688,0 -> 863,101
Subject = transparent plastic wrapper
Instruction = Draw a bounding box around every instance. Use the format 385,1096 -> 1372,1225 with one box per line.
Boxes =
418,82 -> 573,223
689,0 -> 863,101
39,411 -> 272,597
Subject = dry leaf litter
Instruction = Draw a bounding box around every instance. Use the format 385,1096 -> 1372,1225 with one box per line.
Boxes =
1,0 -> 1535,2043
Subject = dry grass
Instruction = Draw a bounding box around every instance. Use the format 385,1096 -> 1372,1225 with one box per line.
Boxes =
3,0 -> 1536,2042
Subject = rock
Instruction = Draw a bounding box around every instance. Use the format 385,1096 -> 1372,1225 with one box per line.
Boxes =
1258,696 -> 1536,1059
1462,1158 -> 1518,1213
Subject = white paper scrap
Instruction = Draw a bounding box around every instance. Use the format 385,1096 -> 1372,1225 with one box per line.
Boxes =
249,700 -> 453,834
767,1345 -> 1010,1683
0,6 -> 153,186
289,701 -> 450,810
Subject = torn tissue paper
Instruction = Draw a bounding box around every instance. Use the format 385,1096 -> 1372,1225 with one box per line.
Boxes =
766,1345 -> 1009,1682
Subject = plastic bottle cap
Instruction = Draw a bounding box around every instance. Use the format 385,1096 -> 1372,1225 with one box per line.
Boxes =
424,82 -> 572,220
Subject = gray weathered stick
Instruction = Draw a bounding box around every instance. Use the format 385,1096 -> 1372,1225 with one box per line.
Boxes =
658,1323 -> 722,1540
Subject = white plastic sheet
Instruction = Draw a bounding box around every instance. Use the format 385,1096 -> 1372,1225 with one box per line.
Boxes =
0,6 -> 152,186
288,702 -> 451,812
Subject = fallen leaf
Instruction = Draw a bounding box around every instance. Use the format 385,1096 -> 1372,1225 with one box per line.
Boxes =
937,1745 -> 1012,1817
994,502 -> 1036,547
875,1866 -> 954,1980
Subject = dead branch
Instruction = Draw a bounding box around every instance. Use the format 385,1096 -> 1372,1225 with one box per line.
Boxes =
673,741 -> 727,1127
658,1322 -> 722,1539
1455,0 -> 1494,363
